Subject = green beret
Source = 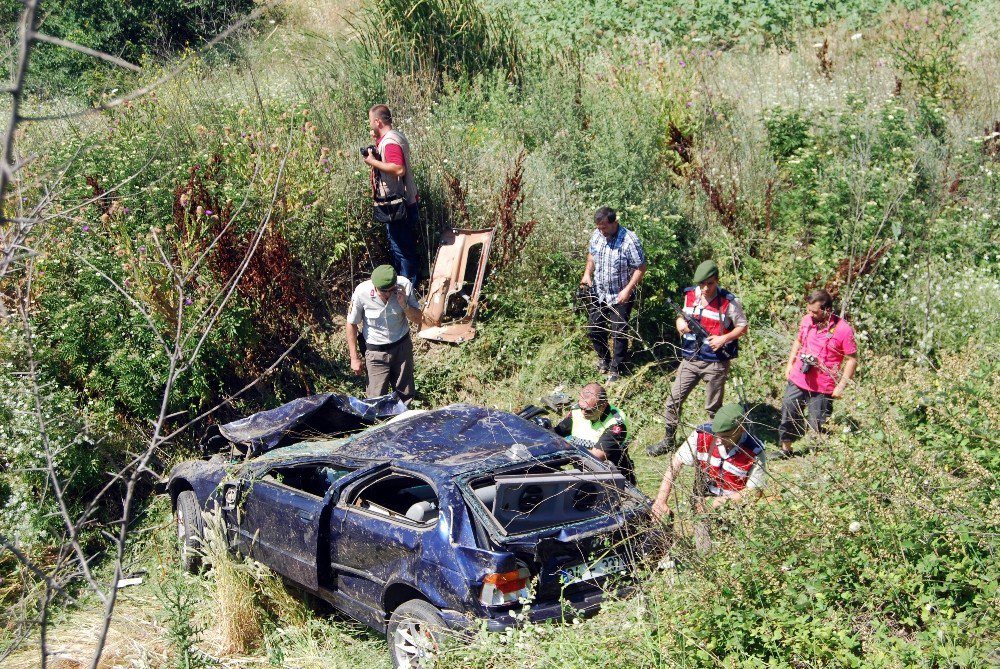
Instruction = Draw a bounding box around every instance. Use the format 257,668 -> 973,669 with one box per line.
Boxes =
693,260 -> 719,284
712,402 -> 745,434
371,264 -> 397,290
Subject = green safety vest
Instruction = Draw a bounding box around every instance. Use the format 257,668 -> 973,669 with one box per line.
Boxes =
568,405 -> 628,449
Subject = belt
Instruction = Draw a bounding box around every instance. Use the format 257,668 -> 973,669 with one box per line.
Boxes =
365,333 -> 410,352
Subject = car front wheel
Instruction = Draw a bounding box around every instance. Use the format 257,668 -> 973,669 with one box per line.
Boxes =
387,599 -> 448,668
175,489 -> 205,573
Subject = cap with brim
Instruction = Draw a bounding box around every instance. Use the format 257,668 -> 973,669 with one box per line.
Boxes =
693,260 -> 719,284
371,264 -> 397,290
712,402 -> 744,434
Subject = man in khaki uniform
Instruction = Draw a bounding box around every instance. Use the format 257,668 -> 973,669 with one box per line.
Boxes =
346,265 -> 422,402
648,260 -> 748,456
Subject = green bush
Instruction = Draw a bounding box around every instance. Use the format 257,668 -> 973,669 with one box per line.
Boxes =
0,0 -> 257,96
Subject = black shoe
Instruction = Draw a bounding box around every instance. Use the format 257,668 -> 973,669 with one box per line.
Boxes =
596,359 -> 610,374
646,437 -> 675,457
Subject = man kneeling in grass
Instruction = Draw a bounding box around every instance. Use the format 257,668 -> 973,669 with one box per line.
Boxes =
651,403 -> 766,549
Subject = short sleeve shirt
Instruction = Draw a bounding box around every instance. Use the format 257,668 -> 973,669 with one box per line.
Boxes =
346,277 -> 419,346
588,226 -> 646,303
787,314 -> 857,395
676,431 -> 767,494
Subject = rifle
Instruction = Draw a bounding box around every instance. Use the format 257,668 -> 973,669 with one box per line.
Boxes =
665,296 -> 732,361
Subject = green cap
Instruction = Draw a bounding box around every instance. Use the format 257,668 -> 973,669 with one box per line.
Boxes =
712,403 -> 745,434
371,264 -> 397,290
693,260 -> 719,284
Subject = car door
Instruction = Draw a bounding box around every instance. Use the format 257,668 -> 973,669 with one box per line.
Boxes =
235,461 -> 351,591
328,469 -> 439,612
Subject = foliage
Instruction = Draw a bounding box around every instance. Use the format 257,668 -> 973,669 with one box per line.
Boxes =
487,0 -> 942,50
0,0 -> 258,96
3,0 -> 1000,663
884,3 -> 968,104
156,567 -> 214,669
350,0 -> 523,81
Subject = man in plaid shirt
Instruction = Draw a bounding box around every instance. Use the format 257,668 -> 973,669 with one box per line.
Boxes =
579,207 -> 647,381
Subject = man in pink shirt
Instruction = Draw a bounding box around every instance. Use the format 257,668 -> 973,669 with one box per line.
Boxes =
777,289 -> 859,457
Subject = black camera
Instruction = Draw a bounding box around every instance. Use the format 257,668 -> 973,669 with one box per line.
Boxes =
360,145 -> 378,158
799,353 -> 819,374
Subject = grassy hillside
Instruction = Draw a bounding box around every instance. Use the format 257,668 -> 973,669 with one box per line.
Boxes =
1,0 -> 998,666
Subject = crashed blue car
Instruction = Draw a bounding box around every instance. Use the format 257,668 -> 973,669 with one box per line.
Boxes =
166,395 -> 653,668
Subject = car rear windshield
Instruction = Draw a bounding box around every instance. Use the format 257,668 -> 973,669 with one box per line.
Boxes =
464,454 -> 637,536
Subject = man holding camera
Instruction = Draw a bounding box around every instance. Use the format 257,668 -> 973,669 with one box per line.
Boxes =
361,104 -> 419,287
579,207 -> 647,382
777,289 -> 858,457
647,260 -> 747,457
553,383 -> 635,484
346,264 -> 422,403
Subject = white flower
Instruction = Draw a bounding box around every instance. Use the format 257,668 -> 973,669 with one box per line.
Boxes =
849,521 -> 862,533
851,33 -> 863,40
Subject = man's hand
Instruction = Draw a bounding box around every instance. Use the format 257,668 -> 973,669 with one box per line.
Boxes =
651,498 -> 670,521
616,287 -> 632,304
350,356 -> 364,376
394,287 -> 406,308
676,316 -> 691,335
580,275 -> 592,288
831,384 -> 846,400
707,334 -> 728,351
363,153 -> 378,167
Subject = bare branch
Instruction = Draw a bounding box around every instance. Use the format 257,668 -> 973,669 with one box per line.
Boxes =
18,1 -> 282,124
31,32 -> 142,72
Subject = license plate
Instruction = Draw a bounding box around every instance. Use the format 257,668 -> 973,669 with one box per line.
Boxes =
559,554 -> 627,585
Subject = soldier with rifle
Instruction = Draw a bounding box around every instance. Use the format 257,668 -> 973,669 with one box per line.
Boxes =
648,260 -> 748,456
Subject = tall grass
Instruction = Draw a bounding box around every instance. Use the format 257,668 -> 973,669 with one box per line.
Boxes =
349,0 -> 524,81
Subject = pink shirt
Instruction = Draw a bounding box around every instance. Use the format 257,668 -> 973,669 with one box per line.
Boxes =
787,314 -> 857,395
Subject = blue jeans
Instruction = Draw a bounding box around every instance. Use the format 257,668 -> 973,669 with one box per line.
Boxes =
384,203 -> 419,287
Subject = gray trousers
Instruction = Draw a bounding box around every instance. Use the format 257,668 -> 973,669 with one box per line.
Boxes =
778,381 -> 832,443
365,334 -> 415,403
663,358 -> 730,438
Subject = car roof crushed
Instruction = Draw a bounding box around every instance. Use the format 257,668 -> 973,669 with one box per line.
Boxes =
251,404 -> 570,475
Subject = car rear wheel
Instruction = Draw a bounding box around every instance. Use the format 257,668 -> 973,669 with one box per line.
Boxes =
387,599 -> 447,668
175,490 -> 205,573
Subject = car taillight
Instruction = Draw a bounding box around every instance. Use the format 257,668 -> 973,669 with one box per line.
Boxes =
479,566 -> 531,606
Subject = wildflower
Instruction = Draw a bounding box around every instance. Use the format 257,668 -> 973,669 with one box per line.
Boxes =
205,209 -> 213,216
196,206 -> 204,217
82,225 -> 90,232
850,33 -> 862,40
184,297 -> 193,305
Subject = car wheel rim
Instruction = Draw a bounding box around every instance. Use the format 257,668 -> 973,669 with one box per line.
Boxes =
393,620 -> 437,667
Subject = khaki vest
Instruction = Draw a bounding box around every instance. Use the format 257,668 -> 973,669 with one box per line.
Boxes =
375,129 -> 418,205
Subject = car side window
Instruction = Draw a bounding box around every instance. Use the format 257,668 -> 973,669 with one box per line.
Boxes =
261,464 -> 353,498
345,472 -> 439,526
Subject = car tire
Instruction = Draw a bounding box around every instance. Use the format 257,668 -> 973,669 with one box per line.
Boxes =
175,490 -> 205,573
387,599 -> 448,669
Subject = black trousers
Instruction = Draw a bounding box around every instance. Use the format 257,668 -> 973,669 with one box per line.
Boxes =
586,299 -> 633,372
778,381 -> 833,443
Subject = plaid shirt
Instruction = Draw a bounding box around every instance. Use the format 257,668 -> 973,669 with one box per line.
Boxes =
589,226 -> 646,303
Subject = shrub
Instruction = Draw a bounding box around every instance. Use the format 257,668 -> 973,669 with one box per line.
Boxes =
0,0 -> 258,96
